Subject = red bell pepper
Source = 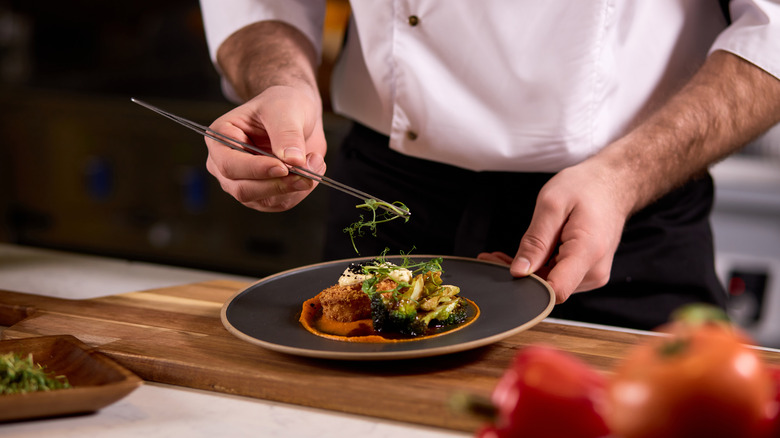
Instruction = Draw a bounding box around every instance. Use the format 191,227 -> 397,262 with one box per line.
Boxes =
474,344 -> 609,438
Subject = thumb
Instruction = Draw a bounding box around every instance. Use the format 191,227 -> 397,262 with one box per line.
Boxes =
259,98 -> 310,167
266,120 -> 308,167
510,211 -> 561,278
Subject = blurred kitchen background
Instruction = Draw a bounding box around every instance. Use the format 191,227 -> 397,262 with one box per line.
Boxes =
1,1 -> 780,347
0,0 -> 352,277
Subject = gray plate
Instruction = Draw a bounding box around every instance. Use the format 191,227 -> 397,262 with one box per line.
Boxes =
221,256 -> 554,360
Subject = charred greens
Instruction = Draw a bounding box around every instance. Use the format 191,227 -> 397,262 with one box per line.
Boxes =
359,255 -> 468,337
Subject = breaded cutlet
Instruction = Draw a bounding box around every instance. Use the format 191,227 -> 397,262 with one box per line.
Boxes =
318,283 -> 371,322
318,279 -> 399,322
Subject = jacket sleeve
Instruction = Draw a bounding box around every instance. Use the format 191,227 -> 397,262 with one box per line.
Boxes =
710,0 -> 780,79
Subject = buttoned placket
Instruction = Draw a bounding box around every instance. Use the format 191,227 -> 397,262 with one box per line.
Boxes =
403,12 -> 420,143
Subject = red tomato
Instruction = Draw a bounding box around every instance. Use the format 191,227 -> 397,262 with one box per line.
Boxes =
607,320 -> 775,438
484,344 -> 609,438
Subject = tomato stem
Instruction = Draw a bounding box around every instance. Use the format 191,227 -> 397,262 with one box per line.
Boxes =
658,337 -> 690,358
671,304 -> 730,327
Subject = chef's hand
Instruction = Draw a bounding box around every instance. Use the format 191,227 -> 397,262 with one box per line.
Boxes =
204,85 -> 327,212
481,51 -> 780,303
479,160 -> 630,304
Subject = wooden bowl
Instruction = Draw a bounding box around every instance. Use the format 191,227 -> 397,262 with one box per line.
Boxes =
0,335 -> 142,422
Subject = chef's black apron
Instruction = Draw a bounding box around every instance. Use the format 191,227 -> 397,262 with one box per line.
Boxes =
322,123 -> 728,331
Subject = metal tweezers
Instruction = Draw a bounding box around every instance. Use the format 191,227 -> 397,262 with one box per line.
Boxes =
131,98 -> 410,218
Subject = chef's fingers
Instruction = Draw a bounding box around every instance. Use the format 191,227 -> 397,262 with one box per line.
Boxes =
251,86 -> 322,169
538,203 -> 616,303
263,109 -> 308,169
205,116 -> 327,184
205,141 -> 288,180
205,154 -> 314,199
207,85 -> 323,171
206,152 -> 325,212
543,237 -> 604,304
510,195 -> 564,280
204,102 -> 291,180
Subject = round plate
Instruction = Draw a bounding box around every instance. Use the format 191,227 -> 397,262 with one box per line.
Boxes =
221,256 -> 554,360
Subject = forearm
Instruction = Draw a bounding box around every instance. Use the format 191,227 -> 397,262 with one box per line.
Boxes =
216,20 -> 320,103
595,50 -> 780,215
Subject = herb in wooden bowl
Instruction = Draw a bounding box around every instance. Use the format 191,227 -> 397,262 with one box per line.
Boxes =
0,352 -> 72,395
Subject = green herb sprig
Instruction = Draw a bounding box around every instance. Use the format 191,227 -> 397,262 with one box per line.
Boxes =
343,200 -> 411,254
0,352 -> 72,395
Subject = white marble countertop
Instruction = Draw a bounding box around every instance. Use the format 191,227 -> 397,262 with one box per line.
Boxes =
0,244 -> 469,438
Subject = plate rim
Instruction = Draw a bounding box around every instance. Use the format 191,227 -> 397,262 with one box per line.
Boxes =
220,256 -> 555,360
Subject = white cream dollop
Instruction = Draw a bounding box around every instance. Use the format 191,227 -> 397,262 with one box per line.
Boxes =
337,263 -> 413,286
337,268 -> 371,286
387,267 -> 413,284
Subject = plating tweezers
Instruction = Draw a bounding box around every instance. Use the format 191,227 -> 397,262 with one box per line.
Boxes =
131,98 -> 410,218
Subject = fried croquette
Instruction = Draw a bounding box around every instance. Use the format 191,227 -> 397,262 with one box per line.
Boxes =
318,279 -> 399,322
318,283 -> 371,322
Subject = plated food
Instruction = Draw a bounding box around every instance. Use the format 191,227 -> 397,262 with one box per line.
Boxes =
222,256 -> 554,360
299,256 -> 480,342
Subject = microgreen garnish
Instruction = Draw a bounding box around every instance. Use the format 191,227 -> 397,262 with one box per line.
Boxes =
0,353 -> 72,394
343,200 -> 411,254
359,250 -> 444,298
362,248 -> 442,276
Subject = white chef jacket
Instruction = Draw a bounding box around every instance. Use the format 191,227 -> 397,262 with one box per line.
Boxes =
200,1 -> 780,172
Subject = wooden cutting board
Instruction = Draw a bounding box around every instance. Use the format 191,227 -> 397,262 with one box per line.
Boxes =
2,281 -> 779,432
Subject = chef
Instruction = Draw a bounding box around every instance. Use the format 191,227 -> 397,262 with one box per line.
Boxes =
197,1 -> 780,329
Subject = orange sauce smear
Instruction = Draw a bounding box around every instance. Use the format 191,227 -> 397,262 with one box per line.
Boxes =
299,292 -> 480,343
